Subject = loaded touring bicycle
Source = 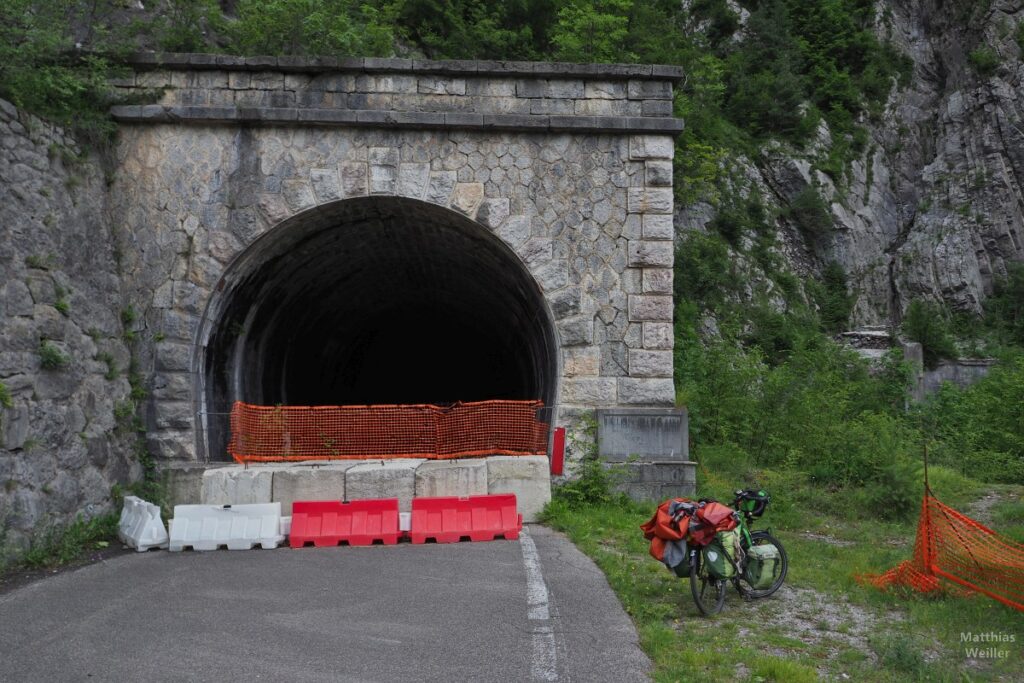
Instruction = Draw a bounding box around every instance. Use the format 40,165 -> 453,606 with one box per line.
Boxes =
642,489 -> 788,615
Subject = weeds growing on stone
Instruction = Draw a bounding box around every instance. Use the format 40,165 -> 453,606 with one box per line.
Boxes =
95,351 -> 118,380
24,253 -> 54,270
38,341 -> 68,370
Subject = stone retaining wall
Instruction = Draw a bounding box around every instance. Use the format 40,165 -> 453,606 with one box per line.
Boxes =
0,100 -> 141,558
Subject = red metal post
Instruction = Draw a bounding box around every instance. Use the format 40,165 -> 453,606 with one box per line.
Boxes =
550,427 -> 566,475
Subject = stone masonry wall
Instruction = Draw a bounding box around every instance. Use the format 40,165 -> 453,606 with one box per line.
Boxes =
106,55 -> 683,466
0,100 -> 140,559
111,124 -> 677,463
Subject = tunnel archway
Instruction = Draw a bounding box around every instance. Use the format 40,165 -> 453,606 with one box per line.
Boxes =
195,196 -> 559,461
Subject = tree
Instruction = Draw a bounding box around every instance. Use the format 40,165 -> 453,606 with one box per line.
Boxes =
229,0 -> 397,57
551,0 -> 636,63
902,300 -> 957,369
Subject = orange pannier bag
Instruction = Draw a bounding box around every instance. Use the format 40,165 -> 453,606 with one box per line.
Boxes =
640,498 -> 693,562
688,501 -> 739,547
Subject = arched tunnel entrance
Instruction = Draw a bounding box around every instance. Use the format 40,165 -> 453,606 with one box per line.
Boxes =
197,196 -> 559,461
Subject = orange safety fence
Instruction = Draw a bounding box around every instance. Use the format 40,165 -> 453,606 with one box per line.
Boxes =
861,489 -> 1024,611
228,399 -> 550,463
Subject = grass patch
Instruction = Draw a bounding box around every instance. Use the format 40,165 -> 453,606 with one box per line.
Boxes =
16,514 -> 118,570
543,471 -> 1024,681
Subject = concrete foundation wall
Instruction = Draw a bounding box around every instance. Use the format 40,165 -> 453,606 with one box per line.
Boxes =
163,456 -> 552,522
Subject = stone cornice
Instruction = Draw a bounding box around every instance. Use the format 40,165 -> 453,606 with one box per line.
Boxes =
125,52 -> 685,82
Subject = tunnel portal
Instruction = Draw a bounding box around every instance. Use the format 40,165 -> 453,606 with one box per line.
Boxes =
200,197 -> 558,460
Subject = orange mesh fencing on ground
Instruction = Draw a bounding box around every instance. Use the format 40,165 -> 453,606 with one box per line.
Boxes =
228,400 -> 549,463
862,490 -> 1024,611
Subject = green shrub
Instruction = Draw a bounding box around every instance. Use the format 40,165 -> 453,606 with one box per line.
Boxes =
816,262 -> 853,333
707,194 -> 768,246
0,381 -> 11,409
551,0 -> 635,63
674,231 -> 734,306
229,0 -> 396,57
969,46 -> 1001,77
149,0 -> 225,52
38,341 -> 68,370
902,300 -> 957,369
985,262 -> 1024,344
920,355 -> 1024,484
0,1 -> 133,141
548,414 -> 628,511
785,186 -> 832,240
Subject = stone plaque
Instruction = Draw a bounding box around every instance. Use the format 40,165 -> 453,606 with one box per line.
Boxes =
596,408 -> 688,461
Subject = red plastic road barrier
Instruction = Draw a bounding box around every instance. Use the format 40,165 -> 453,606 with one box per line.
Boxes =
289,499 -> 401,547
550,427 -> 566,476
409,494 -> 522,544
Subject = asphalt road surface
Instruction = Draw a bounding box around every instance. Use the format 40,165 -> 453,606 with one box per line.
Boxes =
0,526 -> 650,682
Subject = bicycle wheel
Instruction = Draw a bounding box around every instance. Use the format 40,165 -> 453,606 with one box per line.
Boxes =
690,548 -> 726,616
738,530 -> 788,598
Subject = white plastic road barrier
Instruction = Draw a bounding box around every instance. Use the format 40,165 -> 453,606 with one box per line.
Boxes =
118,496 -> 169,552
281,516 -> 291,537
399,512 -> 411,532
168,503 -> 286,551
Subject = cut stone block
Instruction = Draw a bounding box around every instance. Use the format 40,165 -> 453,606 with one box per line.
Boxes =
346,459 -> 425,511
487,455 -> 551,523
415,459 -> 489,498
272,465 -> 353,515
162,463 -> 231,506
201,467 -> 275,505
609,460 -> 697,503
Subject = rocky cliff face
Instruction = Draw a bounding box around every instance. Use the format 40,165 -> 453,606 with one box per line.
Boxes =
0,100 -> 140,557
681,0 -> 1024,327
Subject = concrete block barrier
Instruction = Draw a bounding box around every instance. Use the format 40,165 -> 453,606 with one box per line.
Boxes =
117,496 -> 169,552
487,456 -> 551,522
168,502 -> 286,551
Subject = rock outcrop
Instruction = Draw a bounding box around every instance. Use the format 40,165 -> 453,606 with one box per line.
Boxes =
681,0 -> 1024,327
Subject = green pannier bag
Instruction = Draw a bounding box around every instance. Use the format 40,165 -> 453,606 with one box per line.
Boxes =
702,529 -> 740,579
743,543 -> 780,589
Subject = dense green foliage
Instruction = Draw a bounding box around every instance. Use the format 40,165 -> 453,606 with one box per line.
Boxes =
3,0 -> 907,174
986,263 -> 1024,345
920,354 -> 1024,484
228,0 -> 397,57
901,299 -> 958,369
0,1 -> 132,139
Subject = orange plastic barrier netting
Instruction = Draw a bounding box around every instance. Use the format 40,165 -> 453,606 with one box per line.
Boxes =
862,490 -> 1024,611
228,400 -> 549,463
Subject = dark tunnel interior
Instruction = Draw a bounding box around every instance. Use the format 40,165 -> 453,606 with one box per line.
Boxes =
200,197 -> 558,460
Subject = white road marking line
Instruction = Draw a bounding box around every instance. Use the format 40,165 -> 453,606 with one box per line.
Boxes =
531,625 -> 558,682
520,527 -> 558,681
520,528 -> 550,621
